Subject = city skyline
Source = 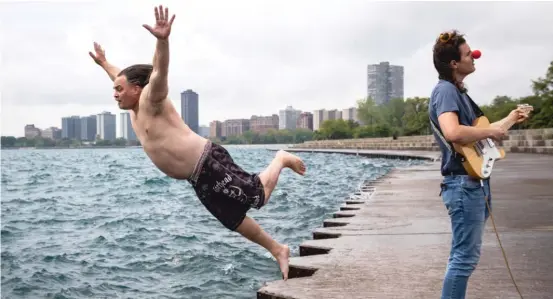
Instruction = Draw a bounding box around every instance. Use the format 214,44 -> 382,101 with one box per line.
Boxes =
20,100 -> 361,140
3,2 -> 552,137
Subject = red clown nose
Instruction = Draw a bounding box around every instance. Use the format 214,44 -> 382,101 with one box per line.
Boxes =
472,50 -> 481,59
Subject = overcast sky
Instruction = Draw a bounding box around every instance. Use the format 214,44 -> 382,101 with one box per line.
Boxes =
2,0 -> 552,137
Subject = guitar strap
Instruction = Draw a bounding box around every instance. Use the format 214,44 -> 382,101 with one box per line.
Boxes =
464,93 -> 485,118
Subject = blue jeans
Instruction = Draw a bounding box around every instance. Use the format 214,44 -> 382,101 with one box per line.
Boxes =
440,175 -> 491,299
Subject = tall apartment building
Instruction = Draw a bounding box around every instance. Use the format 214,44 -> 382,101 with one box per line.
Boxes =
209,120 -> 222,138
278,106 -> 301,130
96,111 -> 116,141
61,116 -> 81,140
323,109 -> 341,121
342,107 -> 362,124
250,114 -> 279,134
181,89 -> 199,134
24,124 -> 41,139
80,115 -> 97,141
222,119 -> 250,137
42,127 -> 62,140
312,109 -> 342,131
297,112 -> 313,130
120,112 -> 137,141
312,109 -> 325,131
367,61 -> 404,105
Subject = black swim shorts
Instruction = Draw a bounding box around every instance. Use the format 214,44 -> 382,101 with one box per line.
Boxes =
187,141 -> 266,231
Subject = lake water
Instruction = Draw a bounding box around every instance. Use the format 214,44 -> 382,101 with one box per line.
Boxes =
1,145 -> 422,298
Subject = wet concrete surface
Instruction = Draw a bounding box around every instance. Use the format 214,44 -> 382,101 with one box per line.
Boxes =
257,153 -> 553,299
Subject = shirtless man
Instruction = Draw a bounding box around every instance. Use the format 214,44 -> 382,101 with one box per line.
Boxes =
88,5 -> 306,280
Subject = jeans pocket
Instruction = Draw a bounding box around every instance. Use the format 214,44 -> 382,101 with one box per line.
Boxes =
442,187 -> 464,219
461,186 -> 486,222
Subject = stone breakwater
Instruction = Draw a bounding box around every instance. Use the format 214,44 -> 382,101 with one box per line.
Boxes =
257,150 -> 553,299
292,128 -> 553,155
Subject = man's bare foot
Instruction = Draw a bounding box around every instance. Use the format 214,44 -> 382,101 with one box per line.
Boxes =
276,150 -> 306,175
272,244 -> 290,280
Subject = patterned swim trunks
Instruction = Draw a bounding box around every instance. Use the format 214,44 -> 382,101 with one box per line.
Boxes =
187,141 -> 266,231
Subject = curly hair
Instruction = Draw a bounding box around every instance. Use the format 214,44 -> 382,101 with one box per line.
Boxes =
432,30 -> 467,92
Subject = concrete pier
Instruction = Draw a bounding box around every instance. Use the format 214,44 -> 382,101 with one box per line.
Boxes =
270,148 -> 441,162
257,152 -> 553,299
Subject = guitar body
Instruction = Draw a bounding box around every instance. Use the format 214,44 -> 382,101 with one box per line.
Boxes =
452,116 -> 506,180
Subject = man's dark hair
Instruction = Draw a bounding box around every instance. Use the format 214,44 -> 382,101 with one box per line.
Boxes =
118,64 -> 153,88
433,30 -> 467,92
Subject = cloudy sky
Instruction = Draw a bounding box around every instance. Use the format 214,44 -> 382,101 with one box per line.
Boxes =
1,0 -> 552,137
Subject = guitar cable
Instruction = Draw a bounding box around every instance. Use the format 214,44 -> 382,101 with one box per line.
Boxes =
483,189 -> 524,299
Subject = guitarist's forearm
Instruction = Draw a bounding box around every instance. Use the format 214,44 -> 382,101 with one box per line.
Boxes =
490,117 -> 511,129
451,125 -> 494,145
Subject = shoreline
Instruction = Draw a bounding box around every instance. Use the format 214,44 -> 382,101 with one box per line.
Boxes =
268,147 -> 441,162
257,149 -> 553,298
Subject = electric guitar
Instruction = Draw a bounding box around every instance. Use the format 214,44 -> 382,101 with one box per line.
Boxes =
452,104 -> 533,179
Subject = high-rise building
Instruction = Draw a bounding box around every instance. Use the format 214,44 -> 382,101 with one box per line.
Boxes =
312,109 -> 325,131
323,109 -> 341,122
42,127 -> 62,140
250,114 -> 279,134
209,120 -> 222,138
120,112 -> 137,141
80,115 -> 97,141
367,61 -> 404,105
278,106 -> 301,130
297,112 -> 313,130
96,111 -> 116,141
24,124 -> 41,139
342,107 -> 362,124
312,109 -> 342,130
62,116 -> 81,140
222,119 -> 250,137
181,89 -> 199,134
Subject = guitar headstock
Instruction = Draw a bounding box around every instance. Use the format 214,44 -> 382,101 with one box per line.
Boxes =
517,103 -> 534,114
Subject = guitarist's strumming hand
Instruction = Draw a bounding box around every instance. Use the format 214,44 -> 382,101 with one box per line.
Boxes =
488,127 -> 507,143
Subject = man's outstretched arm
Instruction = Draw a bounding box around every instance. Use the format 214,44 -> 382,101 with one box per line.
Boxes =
147,38 -> 170,102
143,5 -> 175,103
100,61 -> 121,82
89,42 -> 120,82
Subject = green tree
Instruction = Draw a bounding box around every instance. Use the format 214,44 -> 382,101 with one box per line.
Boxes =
401,97 -> 430,136
319,119 -> 355,139
1,136 -> 17,148
357,97 -> 383,126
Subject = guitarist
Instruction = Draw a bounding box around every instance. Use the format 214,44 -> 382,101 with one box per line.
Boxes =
428,30 -> 529,299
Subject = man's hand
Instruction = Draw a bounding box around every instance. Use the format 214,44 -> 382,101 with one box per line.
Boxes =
487,127 -> 508,143
89,42 -> 120,82
143,5 -> 175,40
508,106 -> 531,124
89,42 -> 107,66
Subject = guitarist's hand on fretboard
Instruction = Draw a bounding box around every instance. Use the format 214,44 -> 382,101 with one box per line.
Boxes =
509,105 -> 533,124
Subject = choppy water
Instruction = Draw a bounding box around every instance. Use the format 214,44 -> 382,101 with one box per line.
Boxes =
1,145 -> 421,299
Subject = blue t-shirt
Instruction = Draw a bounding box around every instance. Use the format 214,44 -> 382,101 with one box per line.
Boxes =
428,80 -> 480,176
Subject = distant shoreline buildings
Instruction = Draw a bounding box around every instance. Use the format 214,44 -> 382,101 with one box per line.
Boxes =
21,61 -> 404,141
